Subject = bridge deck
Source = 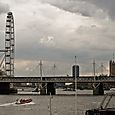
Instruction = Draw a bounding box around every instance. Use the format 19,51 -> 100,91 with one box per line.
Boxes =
0,76 -> 115,83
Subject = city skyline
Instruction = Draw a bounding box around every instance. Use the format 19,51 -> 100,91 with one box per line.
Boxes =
0,0 -> 115,76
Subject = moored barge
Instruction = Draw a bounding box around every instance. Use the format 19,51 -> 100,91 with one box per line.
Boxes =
85,92 -> 115,115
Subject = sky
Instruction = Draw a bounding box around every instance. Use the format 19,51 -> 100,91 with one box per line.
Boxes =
0,0 -> 115,76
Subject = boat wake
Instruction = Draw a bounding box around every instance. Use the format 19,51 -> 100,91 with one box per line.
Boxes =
0,102 -> 35,107
0,102 -> 15,107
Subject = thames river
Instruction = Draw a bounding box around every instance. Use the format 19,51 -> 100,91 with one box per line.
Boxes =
0,89 -> 114,115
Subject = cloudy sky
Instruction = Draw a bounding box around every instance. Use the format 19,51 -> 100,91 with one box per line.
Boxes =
0,0 -> 115,76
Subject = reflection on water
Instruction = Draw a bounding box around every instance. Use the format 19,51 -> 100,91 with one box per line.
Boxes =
0,89 -> 114,115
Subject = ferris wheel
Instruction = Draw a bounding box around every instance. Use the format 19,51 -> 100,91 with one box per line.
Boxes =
5,12 -> 15,77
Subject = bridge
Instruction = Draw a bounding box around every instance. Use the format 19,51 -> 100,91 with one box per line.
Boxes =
0,76 -> 115,83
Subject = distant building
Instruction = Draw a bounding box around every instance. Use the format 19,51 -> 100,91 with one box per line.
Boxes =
109,60 -> 115,76
72,65 -> 79,77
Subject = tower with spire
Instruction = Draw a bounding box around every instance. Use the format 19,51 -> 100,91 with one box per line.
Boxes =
109,53 -> 115,76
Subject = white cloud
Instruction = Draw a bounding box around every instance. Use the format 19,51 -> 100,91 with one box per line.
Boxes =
0,1 -> 9,14
40,36 -> 55,47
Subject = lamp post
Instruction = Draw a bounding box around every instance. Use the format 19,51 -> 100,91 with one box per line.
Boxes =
49,92 -> 53,115
74,56 -> 77,115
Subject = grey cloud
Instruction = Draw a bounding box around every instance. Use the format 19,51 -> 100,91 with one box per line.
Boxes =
3,0 -> 113,75
0,2 -> 9,49
89,0 -> 115,19
41,0 -> 109,19
12,0 -> 29,4
15,38 -> 112,75
0,2 -> 10,14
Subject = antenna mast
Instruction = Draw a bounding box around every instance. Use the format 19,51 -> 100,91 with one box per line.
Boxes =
53,64 -> 56,77
93,59 -> 96,77
113,53 -> 114,61
39,60 -> 43,77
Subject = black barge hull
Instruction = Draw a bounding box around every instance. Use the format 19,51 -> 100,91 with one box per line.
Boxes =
85,108 -> 115,115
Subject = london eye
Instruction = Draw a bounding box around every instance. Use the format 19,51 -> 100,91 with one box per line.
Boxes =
5,12 -> 15,77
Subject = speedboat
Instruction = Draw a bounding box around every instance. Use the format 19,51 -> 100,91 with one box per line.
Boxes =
85,92 -> 115,115
15,98 -> 32,104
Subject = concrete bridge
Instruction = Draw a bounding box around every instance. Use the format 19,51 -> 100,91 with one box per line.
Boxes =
0,75 -> 115,95
0,76 -> 115,83
0,75 -> 114,95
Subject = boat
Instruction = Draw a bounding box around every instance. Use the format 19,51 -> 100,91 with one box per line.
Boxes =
15,98 -> 32,104
110,88 -> 115,91
85,92 -> 115,115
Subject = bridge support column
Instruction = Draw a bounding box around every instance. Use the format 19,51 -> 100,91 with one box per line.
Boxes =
47,83 -> 56,95
0,82 -> 17,94
40,83 -> 46,95
0,83 -> 10,94
93,83 -> 104,95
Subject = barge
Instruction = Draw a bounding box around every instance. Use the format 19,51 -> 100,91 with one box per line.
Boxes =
85,92 -> 115,115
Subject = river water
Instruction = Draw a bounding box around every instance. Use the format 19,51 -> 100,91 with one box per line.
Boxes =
0,89 -> 114,115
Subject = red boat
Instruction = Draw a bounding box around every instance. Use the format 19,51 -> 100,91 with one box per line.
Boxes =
15,98 -> 32,104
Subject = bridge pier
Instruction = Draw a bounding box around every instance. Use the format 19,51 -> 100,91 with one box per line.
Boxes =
0,83 -> 17,94
93,83 -> 104,95
47,82 -> 56,95
0,83 -> 10,94
40,83 -> 47,95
